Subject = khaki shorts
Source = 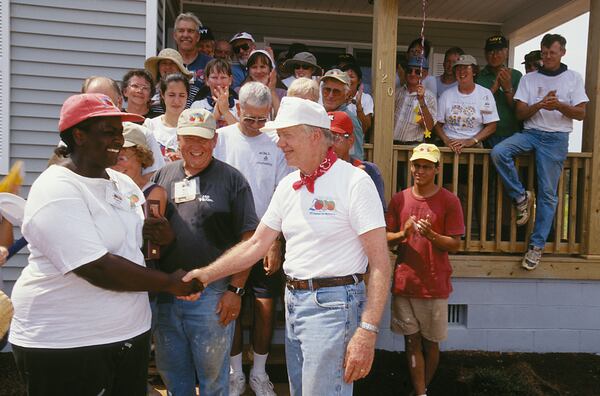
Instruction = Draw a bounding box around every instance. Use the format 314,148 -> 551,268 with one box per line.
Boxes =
391,296 -> 448,342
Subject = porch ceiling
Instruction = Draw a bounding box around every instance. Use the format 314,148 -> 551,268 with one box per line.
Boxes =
184,0 -> 576,26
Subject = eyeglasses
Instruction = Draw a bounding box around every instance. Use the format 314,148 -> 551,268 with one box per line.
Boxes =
242,116 -> 268,124
233,43 -> 250,53
333,133 -> 351,142
411,163 -> 436,171
322,87 -> 344,97
295,64 -> 312,70
128,84 -> 150,92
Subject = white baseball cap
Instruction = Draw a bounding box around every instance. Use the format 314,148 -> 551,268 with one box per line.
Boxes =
229,32 -> 255,43
260,97 -> 331,132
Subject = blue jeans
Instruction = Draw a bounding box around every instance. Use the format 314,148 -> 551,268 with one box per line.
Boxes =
285,282 -> 366,396
490,129 -> 569,248
154,280 -> 232,396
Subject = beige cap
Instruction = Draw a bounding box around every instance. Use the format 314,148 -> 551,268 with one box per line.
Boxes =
144,48 -> 193,81
177,108 -> 216,139
321,69 -> 350,86
122,122 -> 149,148
410,143 -> 441,163
452,54 -> 478,68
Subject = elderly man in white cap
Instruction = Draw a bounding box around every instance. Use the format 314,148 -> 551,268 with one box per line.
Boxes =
151,108 -> 259,396
230,32 -> 257,89
183,96 -> 391,396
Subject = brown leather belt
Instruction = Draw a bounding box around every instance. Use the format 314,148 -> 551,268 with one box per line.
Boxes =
286,274 -> 364,290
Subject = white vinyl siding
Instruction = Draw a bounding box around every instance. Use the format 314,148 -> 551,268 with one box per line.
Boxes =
2,0 -> 149,294
0,0 -> 10,175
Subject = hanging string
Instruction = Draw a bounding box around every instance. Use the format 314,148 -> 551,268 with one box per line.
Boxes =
415,0 -> 432,139
418,0 -> 427,82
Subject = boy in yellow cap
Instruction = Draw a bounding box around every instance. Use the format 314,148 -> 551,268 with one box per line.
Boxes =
385,143 -> 465,396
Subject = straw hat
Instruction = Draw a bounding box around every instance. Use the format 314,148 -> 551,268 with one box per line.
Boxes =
0,290 -> 13,339
144,48 -> 193,82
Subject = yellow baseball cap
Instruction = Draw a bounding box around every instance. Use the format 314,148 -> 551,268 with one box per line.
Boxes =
410,143 -> 440,163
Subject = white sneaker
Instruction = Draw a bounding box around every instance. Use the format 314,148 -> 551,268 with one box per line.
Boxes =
229,371 -> 246,396
249,371 -> 276,396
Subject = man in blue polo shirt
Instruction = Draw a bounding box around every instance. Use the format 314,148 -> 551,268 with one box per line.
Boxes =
173,12 -> 212,88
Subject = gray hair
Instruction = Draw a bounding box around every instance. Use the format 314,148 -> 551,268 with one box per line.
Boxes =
239,81 -> 272,108
175,12 -> 202,29
287,78 -> 320,102
302,125 -> 334,146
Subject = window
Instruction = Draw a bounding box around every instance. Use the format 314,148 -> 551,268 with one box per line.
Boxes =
448,304 -> 468,326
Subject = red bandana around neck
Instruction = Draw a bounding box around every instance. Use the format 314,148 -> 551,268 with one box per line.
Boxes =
292,148 -> 338,193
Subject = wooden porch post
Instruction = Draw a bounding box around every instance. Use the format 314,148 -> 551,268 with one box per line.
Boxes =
582,0 -> 600,257
371,0 -> 398,202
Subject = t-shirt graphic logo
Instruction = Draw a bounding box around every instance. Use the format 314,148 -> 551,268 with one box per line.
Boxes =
257,151 -> 273,166
309,197 -> 336,216
198,195 -> 213,202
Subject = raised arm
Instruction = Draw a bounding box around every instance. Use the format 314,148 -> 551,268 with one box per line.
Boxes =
183,222 -> 279,286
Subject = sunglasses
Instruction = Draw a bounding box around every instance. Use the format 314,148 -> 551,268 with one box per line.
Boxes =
233,43 -> 250,53
242,116 -> 268,124
406,68 -> 423,75
295,64 -> 313,70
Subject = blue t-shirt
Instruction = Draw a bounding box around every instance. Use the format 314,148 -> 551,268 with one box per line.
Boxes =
340,104 -> 364,160
231,63 -> 247,90
185,53 -> 213,88
351,158 -> 387,211
152,159 -> 259,273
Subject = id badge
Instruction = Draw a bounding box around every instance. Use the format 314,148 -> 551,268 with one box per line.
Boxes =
173,178 -> 198,203
105,185 -> 127,209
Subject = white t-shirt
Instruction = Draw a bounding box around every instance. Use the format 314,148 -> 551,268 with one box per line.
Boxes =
347,91 -> 375,117
261,160 -> 385,279
282,75 -> 296,88
143,116 -> 178,159
214,124 -> 291,218
437,84 -> 499,140
515,69 -> 589,133
140,124 -> 166,175
10,166 -> 150,348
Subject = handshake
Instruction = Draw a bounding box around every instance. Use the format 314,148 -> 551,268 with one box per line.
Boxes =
166,268 -> 210,301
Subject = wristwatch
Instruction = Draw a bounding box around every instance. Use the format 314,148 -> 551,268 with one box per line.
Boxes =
359,321 -> 379,334
227,284 -> 245,296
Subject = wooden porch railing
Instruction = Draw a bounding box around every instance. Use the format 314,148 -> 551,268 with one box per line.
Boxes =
364,144 -> 592,255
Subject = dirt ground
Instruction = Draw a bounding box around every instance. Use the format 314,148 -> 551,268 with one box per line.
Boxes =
2,349 -> 600,395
